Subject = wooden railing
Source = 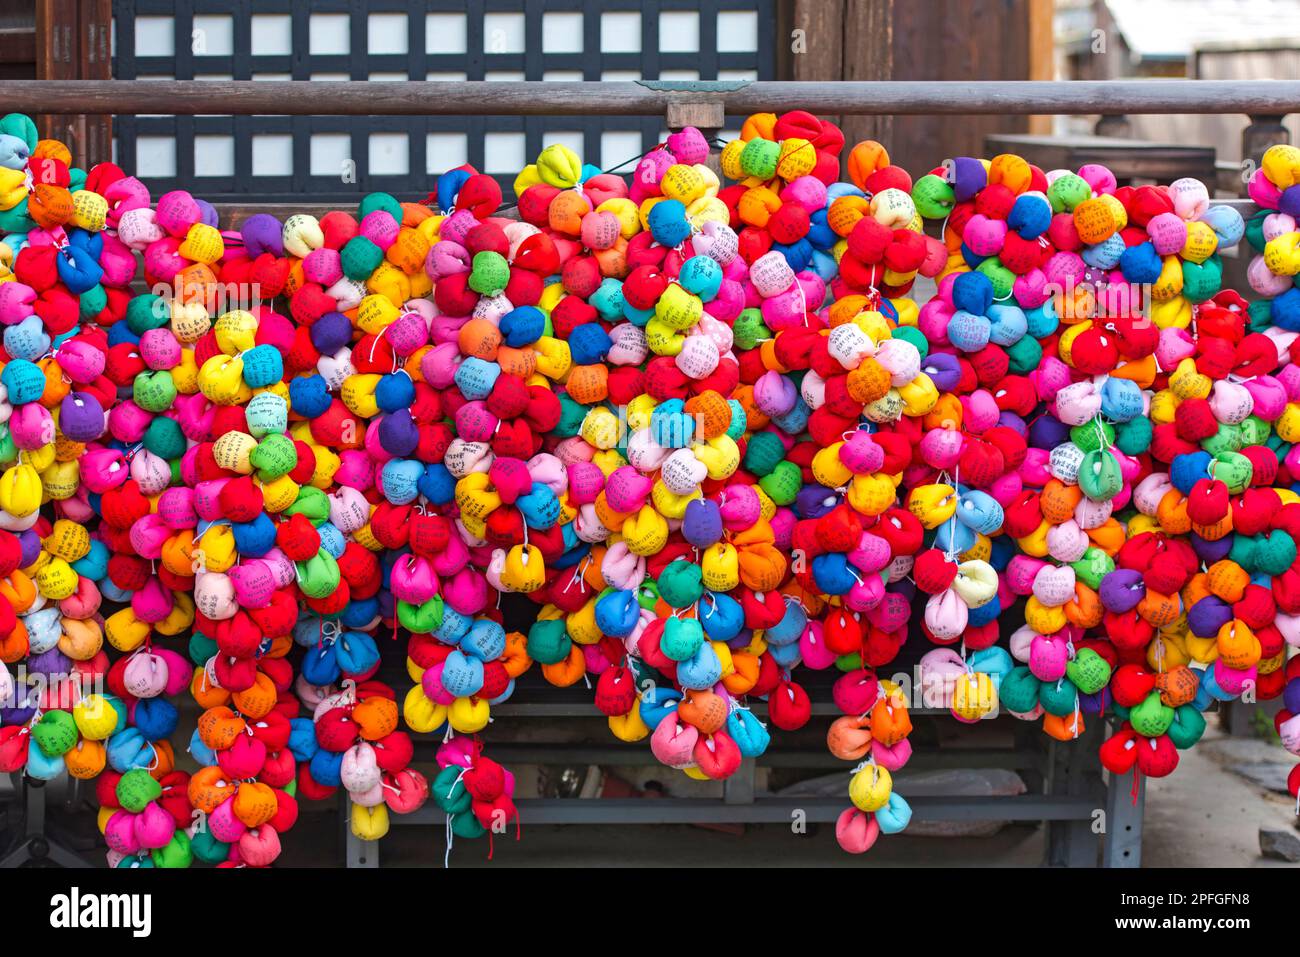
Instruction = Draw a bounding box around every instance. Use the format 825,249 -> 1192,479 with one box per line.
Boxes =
7,78 -> 1300,117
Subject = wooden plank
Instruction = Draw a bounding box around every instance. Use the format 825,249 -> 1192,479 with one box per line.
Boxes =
10,79 -> 1300,118
841,0 -> 894,150
35,0 -> 83,151
1026,0 -> 1054,135
78,0 -> 112,168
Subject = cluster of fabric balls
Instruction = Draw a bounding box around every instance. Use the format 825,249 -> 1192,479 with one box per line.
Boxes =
907,154 -> 1289,788
2,103 -> 1297,867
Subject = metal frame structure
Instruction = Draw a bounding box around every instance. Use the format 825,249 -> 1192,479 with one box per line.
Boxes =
340,685 -> 1145,868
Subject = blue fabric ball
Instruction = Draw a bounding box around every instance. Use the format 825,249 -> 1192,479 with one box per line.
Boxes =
568,322 -> 612,365
1118,240 -> 1162,284
647,199 -> 691,247
289,374 -> 331,419
952,270 -> 994,316
500,306 -> 546,347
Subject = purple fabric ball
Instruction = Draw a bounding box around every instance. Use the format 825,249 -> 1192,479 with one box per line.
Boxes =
241,212 -> 285,257
377,409 -> 419,458
795,484 -> 838,520
1283,677 -> 1300,715
59,391 -> 105,442
28,647 -> 70,679
17,529 -> 41,569
681,499 -> 723,548
1,702 -> 36,726
922,352 -> 961,393
1098,567 -> 1144,613
1186,595 -> 1233,638
196,199 -> 219,228
1078,690 -> 1104,715
1281,184 -> 1300,219
725,628 -> 755,652
311,311 -> 353,355
1029,414 -> 1069,452
1189,532 -> 1233,565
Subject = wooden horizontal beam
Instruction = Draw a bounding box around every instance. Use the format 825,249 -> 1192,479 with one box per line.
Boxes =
6,79 -> 1300,117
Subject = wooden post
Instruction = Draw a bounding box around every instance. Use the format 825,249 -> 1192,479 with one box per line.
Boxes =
36,0 -> 82,152
78,0 -> 112,167
36,0 -> 111,165
1026,0 -> 1054,135
1243,114 -> 1289,196
666,100 -> 726,176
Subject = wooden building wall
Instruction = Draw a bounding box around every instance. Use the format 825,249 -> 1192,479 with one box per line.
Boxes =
780,0 -> 1054,174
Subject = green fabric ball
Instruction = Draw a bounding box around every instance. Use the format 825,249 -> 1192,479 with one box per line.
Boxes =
79,283 -> 107,320
1228,533 -> 1257,571
661,617 -> 704,662
835,652 -> 863,673
117,767 -> 163,813
1047,173 -> 1091,213
975,257 -> 1015,300
397,596 -> 444,634
1004,334 -> 1042,375
635,580 -> 660,611
527,619 -> 570,665
911,173 -> 954,220
189,828 -> 229,864
732,309 -> 771,351
340,236 -> 383,281
32,710 -> 77,757
1245,209 -> 1269,253
555,393 -> 589,438
1038,678 -> 1078,717
1129,691 -> 1174,737
189,631 -> 218,666
1240,415 -> 1271,448
0,112 -> 38,149
249,432 -> 298,481
286,485 -> 330,524
126,294 -> 169,335
0,201 -> 32,234
1247,297 -> 1272,333
1255,530 -> 1296,577
658,560 -> 703,608
151,831 -> 193,869
744,431 -> 785,477
295,551 -> 340,599
469,250 -> 510,296
433,765 -> 473,815
1078,448 -> 1122,502
759,460 -> 802,506
1181,255 -> 1222,303
739,139 -> 780,180
1201,423 -> 1242,457
1070,420 -> 1114,454
358,191 -> 402,221
144,417 -> 186,461
1168,705 -> 1207,750
133,369 -> 177,413
999,666 -> 1041,714
1065,648 -> 1111,695
1071,546 -> 1114,591
450,812 -> 486,839
725,400 -> 748,441
1115,416 -> 1153,456
1212,451 -> 1252,494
